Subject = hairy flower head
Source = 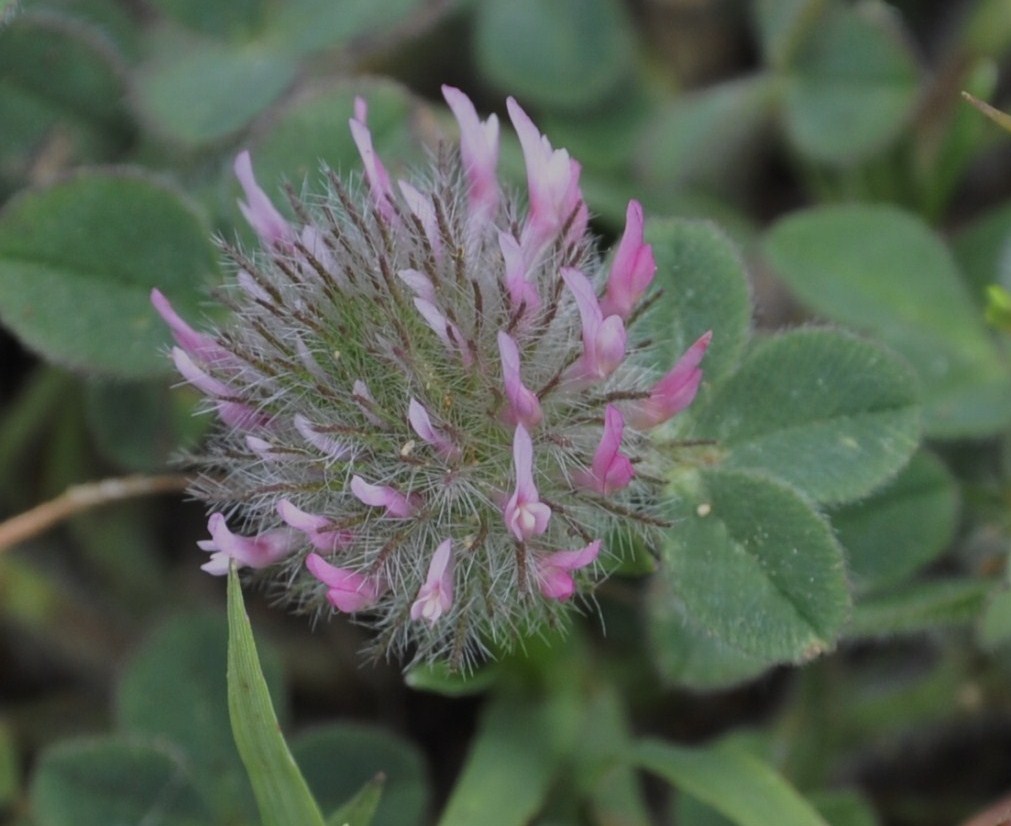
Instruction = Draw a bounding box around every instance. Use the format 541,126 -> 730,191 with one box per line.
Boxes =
155,87 -> 710,668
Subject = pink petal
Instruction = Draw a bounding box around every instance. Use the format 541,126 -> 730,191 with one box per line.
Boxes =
350,475 -> 418,518
413,298 -> 472,365
150,289 -> 229,364
561,268 -> 626,381
499,232 -> 539,317
408,398 -> 458,459
398,180 -> 442,258
503,424 -> 552,541
507,97 -> 586,252
497,331 -> 542,428
537,540 -> 602,600
410,538 -> 454,623
352,379 -> 385,426
277,499 -> 350,552
349,100 -> 395,221
234,150 -> 292,247
306,553 -> 383,612
600,200 -> 656,320
398,268 -> 437,303
578,405 -> 634,495
198,513 -> 299,575
172,347 -> 231,397
294,414 -> 350,461
442,85 -> 500,218
628,330 -> 712,429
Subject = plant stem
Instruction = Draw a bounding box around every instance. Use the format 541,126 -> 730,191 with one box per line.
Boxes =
0,474 -> 188,553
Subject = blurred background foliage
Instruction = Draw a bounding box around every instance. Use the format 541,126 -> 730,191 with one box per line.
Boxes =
1,0 -> 1011,824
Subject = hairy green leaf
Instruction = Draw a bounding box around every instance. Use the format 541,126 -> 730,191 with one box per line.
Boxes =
0,171 -> 218,377
764,204 -> 1011,436
693,328 -> 921,504
663,468 -> 850,662
642,218 -> 752,390
474,0 -> 634,112
830,450 -> 958,592
293,725 -> 429,826
30,738 -> 211,826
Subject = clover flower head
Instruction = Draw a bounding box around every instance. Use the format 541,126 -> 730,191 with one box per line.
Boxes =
154,86 -> 710,668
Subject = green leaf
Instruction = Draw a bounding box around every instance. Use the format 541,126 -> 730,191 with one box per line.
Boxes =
662,468 -> 850,662
293,725 -> 429,826
638,75 -> 778,196
830,451 -> 958,592
0,14 -> 129,192
405,661 -> 501,697
751,0 -> 823,68
978,586 -> 1011,650
952,199 -> 1011,297
763,204 -> 1011,437
846,579 -> 990,639
227,565 -> 325,826
0,170 -> 219,377
646,579 -> 771,690
474,0 -> 635,113
574,685 -> 652,826
437,686 -> 582,826
633,738 -> 830,826
692,329 -> 921,504
84,379 -> 207,471
30,738 -> 212,826
781,2 -> 919,164
262,0 -> 424,57
133,27 -> 298,147
327,775 -> 384,826
0,720 -> 17,810
641,218 -> 751,390
1,0 -> 18,25
117,612 -> 286,823
146,0 -> 264,38
808,789 -> 880,826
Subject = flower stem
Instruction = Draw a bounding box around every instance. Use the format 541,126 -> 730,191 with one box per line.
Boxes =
0,474 -> 188,553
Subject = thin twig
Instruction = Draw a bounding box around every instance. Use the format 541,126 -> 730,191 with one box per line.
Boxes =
0,474 -> 189,553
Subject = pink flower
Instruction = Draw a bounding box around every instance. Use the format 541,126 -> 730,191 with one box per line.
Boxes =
277,499 -> 351,552
575,405 -> 634,496
537,540 -> 602,601
150,289 -> 230,365
350,97 -> 395,221
408,398 -> 459,459
561,268 -> 627,382
352,379 -> 385,426
172,347 -> 267,429
351,475 -> 419,518
507,97 -> 587,255
600,200 -> 656,320
410,539 -> 454,623
398,268 -> 437,304
413,298 -> 472,365
234,150 -> 292,247
497,331 -> 542,428
306,553 -> 384,612
628,331 -> 712,429
294,414 -> 350,461
197,513 -> 299,575
503,424 -> 551,541
398,181 -> 442,259
499,232 -> 539,318
443,85 -> 499,219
